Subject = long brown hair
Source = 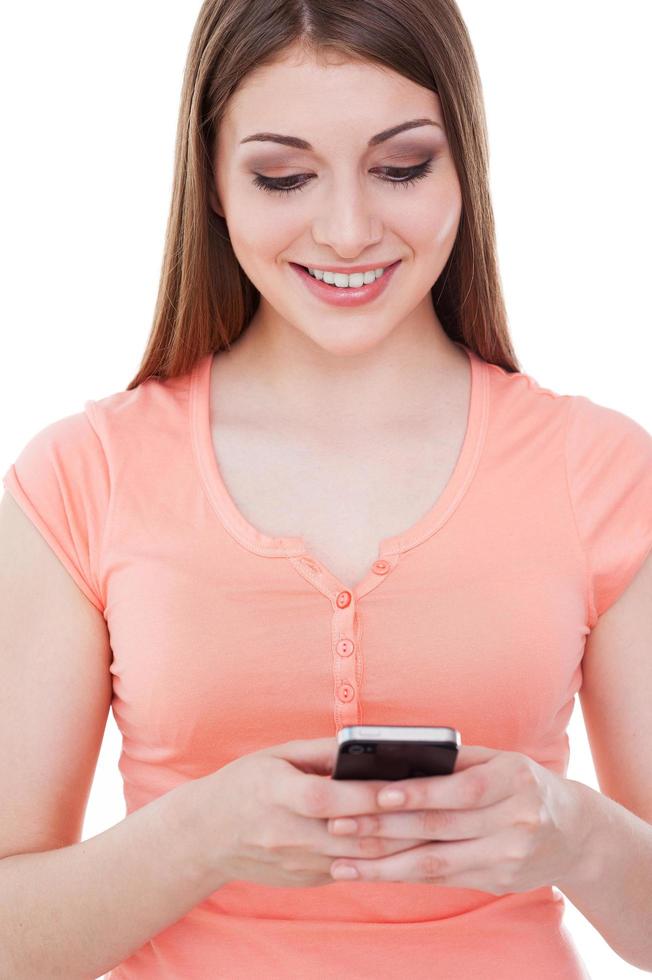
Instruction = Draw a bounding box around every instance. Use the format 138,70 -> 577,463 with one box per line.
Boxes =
125,0 -> 520,391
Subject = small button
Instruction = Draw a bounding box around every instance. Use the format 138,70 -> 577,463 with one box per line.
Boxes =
336,638 -> 354,657
338,683 -> 355,702
336,590 -> 352,608
372,560 -> 390,574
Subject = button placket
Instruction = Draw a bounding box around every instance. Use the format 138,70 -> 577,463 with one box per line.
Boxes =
332,598 -> 360,729
286,553 -> 403,732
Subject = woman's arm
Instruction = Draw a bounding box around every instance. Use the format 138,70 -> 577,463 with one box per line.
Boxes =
557,780 -> 652,971
0,780 -> 225,979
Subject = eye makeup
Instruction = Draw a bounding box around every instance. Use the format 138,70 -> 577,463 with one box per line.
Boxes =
251,157 -> 435,196
243,136 -> 442,171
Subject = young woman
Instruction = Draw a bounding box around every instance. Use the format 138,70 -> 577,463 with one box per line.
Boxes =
2,1 -> 651,978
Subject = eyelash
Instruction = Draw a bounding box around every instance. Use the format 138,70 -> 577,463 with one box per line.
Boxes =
252,159 -> 434,196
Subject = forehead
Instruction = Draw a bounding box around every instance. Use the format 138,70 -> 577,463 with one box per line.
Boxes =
220,52 -> 442,149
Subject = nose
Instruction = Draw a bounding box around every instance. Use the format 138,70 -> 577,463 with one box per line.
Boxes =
312,178 -> 383,257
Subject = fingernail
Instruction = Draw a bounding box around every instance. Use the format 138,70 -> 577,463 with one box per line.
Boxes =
331,818 -> 358,834
378,789 -> 406,807
332,865 -> 359,880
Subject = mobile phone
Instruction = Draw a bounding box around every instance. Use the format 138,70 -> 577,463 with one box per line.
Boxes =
331,725 -> 461,781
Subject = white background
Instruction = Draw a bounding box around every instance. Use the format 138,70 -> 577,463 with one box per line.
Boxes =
1,2 -> 650,977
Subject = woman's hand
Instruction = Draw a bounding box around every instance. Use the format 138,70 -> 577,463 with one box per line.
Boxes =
190,736 -> 424,890
327,745 -> 594,894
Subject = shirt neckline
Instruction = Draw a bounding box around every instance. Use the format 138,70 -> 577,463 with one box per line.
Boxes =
190,340 -> 490,580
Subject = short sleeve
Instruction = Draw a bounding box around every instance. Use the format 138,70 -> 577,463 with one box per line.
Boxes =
2,400 -> 110,613
565,393 -> 652,627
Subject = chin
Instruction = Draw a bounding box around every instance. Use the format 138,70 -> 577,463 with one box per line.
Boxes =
304,326 -> 394,358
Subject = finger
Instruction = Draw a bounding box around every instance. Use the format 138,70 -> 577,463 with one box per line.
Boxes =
330,834 -> 496,884
323,832 -> 426,860
281,764 -> 391,820
374,755 -> 515,813
264,736 -> 339,776
284,807 -> 422,860
453,744 -> 501,771
329,794 -> 519,841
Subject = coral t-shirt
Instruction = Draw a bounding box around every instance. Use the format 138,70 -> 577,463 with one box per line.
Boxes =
4,343 -> 652,979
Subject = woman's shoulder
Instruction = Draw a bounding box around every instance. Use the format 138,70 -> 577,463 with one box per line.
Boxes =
92,360 -> 195,424
484,355 -> 651,449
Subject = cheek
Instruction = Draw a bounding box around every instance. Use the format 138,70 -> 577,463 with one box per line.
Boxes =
230,204 -> 303,262
227,231 -> 280,286
435,190 -> 463,247
396,182 -> 462,252
226,215 -> 296,298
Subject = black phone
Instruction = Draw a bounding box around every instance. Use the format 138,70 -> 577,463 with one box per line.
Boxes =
331,725 -> 461,781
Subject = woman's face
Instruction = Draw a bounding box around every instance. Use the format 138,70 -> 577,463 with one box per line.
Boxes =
210,48 -> 462,357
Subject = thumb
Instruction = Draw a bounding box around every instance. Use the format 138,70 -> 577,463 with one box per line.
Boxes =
263,736 -> 339,775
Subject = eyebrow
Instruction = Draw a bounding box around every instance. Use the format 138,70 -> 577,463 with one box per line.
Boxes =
239,117 -> 441,150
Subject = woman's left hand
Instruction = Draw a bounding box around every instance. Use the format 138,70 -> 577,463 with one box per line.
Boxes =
327,745 -> 593,894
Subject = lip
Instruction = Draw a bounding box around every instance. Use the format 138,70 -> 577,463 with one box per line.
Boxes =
289,259 -> 401,308
294,261 -> 399,274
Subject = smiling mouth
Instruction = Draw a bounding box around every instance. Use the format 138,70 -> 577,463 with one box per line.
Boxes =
294,265 -> 391,288
293,261 -> 399,273
288,259 -> 402,304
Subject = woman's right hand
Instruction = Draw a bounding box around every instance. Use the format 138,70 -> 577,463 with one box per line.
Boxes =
190,736 -> 423,889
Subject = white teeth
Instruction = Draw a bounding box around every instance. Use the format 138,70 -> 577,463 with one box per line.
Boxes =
307,266 -> 386,287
